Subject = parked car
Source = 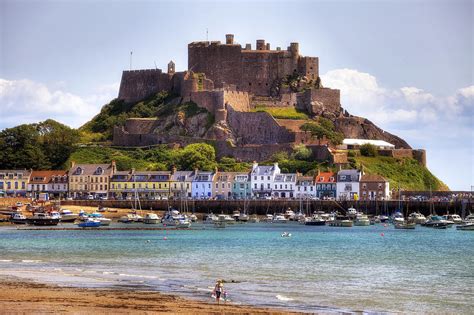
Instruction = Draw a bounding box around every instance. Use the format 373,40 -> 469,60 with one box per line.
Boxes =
87,194 -> 94,200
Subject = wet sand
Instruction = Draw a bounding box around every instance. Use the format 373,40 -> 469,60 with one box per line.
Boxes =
0,278 -> 301,314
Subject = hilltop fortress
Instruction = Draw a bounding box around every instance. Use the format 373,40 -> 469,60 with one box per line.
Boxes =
114,34 -> 424,164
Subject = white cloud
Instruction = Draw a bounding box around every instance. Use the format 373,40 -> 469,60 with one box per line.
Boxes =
322,68 -> 474,190
0,78 -> 118,129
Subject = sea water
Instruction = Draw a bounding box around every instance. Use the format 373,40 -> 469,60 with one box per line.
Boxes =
0,223 -> 473,314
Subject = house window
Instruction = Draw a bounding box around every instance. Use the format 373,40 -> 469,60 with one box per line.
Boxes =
340,175 -> 346,180
344,183 -> 352,192
216,183 -> 218,188
362,184 -> 367,189
330,177 -> 334,181
275,185 -> 278,189
254,183 -> 257,189
222,183 -> 225,188
261,176 -> 264,180
267,183 -> 270,189
254,176 -> 257,180
267,176 -> 270,180
378,183 -> 382,189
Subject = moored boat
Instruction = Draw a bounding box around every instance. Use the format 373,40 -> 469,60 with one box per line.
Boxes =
456,222 -> 474,231
408,212 -> 427,224
443,214 -> 462,224
272,214 -> 288,223
88,212 -> 112,226
77,218 -> 101,228
59,209 -> 78,222
10,213 -> 27,224
214,214 -> 227,228
144,213 -> 161,224
394,222 -> 416,229
203,213 -> 218,224
354,213 -> 370,226
329,216 -> 353,227
26,213 -> 60,226
305,213 -> 326,226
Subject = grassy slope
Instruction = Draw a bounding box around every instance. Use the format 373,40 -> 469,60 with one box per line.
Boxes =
253,106 -> 309,120
354,156 -> 449,191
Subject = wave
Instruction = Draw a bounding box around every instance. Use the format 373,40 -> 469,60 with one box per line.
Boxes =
21,260 -> 42,263
276,294 -> 294,302
0,260 -> 13,262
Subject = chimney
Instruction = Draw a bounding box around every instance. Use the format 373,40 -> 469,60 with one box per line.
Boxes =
256,39 -> 265,50
317,168 -> 321,177
194,168 -> 199,175
214,166 -> 218,174
70,161 -> 76,169
225,34 -> 234,45
172,166 -> 177,174
111,160 -> 116,173
252,161 -> 258,170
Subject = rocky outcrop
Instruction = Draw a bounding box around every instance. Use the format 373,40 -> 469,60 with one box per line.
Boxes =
334,116 -> 411,149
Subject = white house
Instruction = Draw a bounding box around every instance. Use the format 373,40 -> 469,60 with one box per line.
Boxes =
294,175 -> 316,199
250,162 -> 280,198
336,169 -> 361,200
192,171 -> 215,199
273,173 -> 297,198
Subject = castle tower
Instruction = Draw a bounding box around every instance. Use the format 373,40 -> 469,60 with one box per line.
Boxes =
256,39 -> 265,50
289,42 -> 299,56
168,60 -> 175,74
226,34 -> 234,45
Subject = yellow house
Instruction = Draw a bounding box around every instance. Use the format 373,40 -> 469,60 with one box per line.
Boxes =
68,161 -> 116,198
0,169 -> 31,197
110,170 -> 171,200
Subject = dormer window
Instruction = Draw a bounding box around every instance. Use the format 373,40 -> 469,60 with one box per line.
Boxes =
96,167 -> 103,175
76,167 -> 83,175
340,175 -> 346,180
330,177 -> 334,181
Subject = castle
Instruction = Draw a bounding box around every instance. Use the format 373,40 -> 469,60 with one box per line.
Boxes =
114,34 -> 419,163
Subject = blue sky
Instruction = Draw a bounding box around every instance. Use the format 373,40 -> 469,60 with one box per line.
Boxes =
0,0 -> 472,190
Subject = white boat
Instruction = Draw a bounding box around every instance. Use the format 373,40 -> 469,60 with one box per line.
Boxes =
391,212 -> 405,224
49,211 -> 61,220
281,232 -> 292,237
284,209 -> 295,220
443,214 -> 462,224
329,216 -> 353,227
408,212 -> 427,224
88,212 -> 111,226
59,209 -> 78,222
272,214 -> 288,223
203,213 -> 218,224
249,214 -> 260,223
238,213 -> 249,222
347,207 -> 357,218
294,211 -> 305,222
424,215 -> 452,228
354,213 -> 370,226
456,222 -> 474,231
222,214 -> 236,224
263,214 -> 274,222
162,209 -> 190,227
144,213 -> 161,224
463,214 -> 474,223
232,210 -> 241,221
189,214 -> 198,222
305,213 -> 326,226
10,213 -> 27,224
214,214 -> 227,228
394,222 -> 416,229
118,214 -> 137,223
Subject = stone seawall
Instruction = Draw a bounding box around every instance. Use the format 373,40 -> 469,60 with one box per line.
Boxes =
62,199 -> 469,217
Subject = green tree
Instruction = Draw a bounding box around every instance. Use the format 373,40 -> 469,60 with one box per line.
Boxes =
359,144 -> 378,157
178,143 -> 217,171
292,144 -> 312,161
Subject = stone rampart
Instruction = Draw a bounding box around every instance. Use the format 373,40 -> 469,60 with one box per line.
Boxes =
118,69 -> 173,103
226,106 -> 294,145
251,93 -> 297,108
297,88 -> 341,116
378,149 -> 427,166
224,90 -> 250,112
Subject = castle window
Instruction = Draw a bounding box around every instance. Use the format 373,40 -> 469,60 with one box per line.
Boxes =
249,82 -> 252,86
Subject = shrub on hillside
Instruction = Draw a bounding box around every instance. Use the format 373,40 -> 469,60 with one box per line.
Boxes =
360,144 -> 378,157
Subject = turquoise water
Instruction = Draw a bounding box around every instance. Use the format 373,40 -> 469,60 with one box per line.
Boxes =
0,222 -> 473,314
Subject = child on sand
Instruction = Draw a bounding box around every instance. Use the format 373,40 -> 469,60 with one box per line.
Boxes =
213,279 -> 224,305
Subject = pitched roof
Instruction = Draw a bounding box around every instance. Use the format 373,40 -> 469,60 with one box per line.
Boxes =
274,173 -> 297,182
171,171 -> 194,181
29,170 -> 67,184
252,165 -> 278,176
361,174 -> 387,182
69,163 -> 113,176
296,176 -> 314,185
315,172 -> 336,183
343,138 -> 394,148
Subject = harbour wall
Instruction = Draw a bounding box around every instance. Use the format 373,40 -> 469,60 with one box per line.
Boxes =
62,199 -> 472,217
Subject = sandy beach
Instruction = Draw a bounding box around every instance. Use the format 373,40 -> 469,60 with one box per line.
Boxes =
0,278 -> 300,314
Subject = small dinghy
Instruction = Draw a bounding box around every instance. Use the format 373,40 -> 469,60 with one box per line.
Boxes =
281,232 -> 292,237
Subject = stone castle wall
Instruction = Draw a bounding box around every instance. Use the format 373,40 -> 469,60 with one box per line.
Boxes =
378,149 -> 427,166
215,142 -> 293,161
224,90 -> 250,112
188,38 -> 318,96
118,69 -> 173,103
226,106 -> 294,145
297,88 -> 341,116
251,93 -> 297,108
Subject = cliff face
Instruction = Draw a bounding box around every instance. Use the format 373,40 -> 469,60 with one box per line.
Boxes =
334,116 -> 411,149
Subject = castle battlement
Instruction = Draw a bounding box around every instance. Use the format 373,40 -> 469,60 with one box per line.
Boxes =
122,68 -> 164,74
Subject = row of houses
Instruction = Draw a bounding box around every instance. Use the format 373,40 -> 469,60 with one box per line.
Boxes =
0,161 -> 390,201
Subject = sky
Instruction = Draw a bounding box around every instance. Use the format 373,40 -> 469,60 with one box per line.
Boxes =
0,0 -> 472,190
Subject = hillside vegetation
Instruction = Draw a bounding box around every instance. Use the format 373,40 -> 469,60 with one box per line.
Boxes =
253,105 -> 309,120
352,156 -> 448,191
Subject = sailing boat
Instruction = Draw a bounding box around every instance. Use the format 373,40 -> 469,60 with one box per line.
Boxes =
239,182 -> 251,222
394,184 -> 416,229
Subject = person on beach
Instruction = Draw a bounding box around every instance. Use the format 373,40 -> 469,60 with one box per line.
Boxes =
213,280 -> 224,305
